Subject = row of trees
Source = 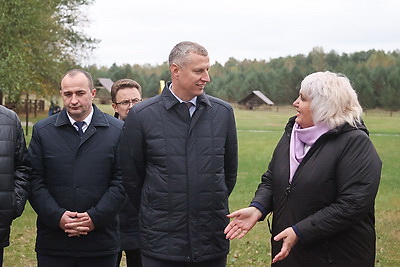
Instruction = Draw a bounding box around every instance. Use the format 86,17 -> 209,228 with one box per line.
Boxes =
1,2 -> 399,113
0,0 -> 96,102
88,48 -> 400,112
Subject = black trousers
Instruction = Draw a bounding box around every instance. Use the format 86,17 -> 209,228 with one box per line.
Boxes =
37,253 -> 118,267
141,254 -> 227,267
116,249 -> 142,267
0,247 -> 3,267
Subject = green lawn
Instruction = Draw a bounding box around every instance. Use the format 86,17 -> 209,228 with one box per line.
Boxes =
5,106 -> 400,266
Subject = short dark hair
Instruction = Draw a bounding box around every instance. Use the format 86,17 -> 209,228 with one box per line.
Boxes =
61,69 -> 94,90
111,79 -> 142,103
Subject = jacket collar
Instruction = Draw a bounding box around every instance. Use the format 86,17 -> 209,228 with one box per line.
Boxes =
161,81 -> 212,110
54,104 -> 109,128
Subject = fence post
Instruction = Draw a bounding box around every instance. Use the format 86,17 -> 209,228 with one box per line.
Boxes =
25,94 -> 29,137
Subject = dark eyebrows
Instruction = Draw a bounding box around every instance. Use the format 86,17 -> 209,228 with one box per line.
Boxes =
62,90 -> 87,96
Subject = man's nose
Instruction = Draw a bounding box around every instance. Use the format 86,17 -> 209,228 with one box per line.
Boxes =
71,94 -> 79,103
202,71 -> 211,82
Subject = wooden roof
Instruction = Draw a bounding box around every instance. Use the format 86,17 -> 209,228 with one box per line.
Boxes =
97,78 -> 114,92
238,90 -> 274,106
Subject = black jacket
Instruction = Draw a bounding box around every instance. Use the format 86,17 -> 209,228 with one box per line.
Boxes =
120,84 -> 238,262
253,116 -> 381,266
29,105 -> 125,257
0,105 -> 30,248
114,112 -> 140,251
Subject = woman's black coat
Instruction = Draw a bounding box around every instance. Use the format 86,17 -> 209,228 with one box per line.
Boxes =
253,117 -> 381,266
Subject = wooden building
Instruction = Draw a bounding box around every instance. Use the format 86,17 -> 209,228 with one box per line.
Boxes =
238,90 -> 274,110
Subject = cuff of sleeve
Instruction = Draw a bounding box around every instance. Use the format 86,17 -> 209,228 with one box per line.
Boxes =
249,202 -> 267,221
292,225 -> 303,242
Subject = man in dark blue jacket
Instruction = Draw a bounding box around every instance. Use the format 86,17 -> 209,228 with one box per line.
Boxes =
120,41 -> 238,267
29,69 -> 125,267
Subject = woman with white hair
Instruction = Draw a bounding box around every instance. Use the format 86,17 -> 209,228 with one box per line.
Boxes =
225,71 -> 382,266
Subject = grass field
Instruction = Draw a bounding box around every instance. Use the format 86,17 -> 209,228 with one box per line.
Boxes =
5,105 -> 400,266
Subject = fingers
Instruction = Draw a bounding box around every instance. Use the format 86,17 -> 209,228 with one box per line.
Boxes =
273,231 -> 284,242
272,239 -> 289,263
224,221 -> 235,234
65,227 -> 90,237
225,224 -> 240,240
63,213 -> 93,237
272,227 -> 299,263
225,223 -> 248,240
65,220 -> 90,229
272,239 -> 292,263
75,212 -> 90,219
64,222 -> 90,237
226,210 -> 241,218
272,250 -> 289,264
64,211 -> 78,217
59,211 -> 79,230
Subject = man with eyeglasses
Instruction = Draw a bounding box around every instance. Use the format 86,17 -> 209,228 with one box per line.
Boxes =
111,79 -> 142,121
111,79 -> 143,267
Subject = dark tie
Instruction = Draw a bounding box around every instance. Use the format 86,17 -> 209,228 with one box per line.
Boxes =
186,102 -> 193,117
74,121 -> 85,137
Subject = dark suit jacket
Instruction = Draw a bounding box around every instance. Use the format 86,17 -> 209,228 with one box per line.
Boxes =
29,104 -> 125,257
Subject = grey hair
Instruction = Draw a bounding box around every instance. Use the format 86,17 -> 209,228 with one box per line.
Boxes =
300,71 -> 363,129
168,41 -> 208,67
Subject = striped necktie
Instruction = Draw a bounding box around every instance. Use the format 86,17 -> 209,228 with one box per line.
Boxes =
74,121 -> 85,137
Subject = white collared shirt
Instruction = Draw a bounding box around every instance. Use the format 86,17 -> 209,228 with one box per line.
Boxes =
68,106 -> 94,133
169,83 -> 197,116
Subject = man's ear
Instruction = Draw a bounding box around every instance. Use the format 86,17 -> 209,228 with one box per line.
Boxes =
91,88 -> 97,99
112,103 -> 118,112
170,63 -> 180,79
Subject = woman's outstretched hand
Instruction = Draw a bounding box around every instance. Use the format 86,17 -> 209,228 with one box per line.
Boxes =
224,207 -> 262,240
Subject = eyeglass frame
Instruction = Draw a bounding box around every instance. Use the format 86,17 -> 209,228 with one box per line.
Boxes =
114,98 -> 142,107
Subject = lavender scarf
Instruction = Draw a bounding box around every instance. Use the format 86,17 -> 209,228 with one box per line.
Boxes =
289,122 -> 330,183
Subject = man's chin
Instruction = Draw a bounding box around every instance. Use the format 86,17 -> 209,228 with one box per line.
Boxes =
68,109 -> 80,114
195,89 -> 204,95
67,109 -> 83,118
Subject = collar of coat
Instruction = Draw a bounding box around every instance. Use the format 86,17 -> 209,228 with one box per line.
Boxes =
161,81 -> 212,110
54,104 -> 110,128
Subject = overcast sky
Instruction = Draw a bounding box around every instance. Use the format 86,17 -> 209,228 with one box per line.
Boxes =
82,0 -> 400,67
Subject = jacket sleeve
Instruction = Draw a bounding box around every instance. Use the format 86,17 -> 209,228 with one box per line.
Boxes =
251,157 -> 275,215
14,117 -> 31,218
294,132 -> 381,244
224,107 -> 238,196
119,109 -> 145,211
28,126 -> 66,229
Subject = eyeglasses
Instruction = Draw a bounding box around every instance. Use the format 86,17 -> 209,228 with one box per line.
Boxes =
115,98 -> 142,107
